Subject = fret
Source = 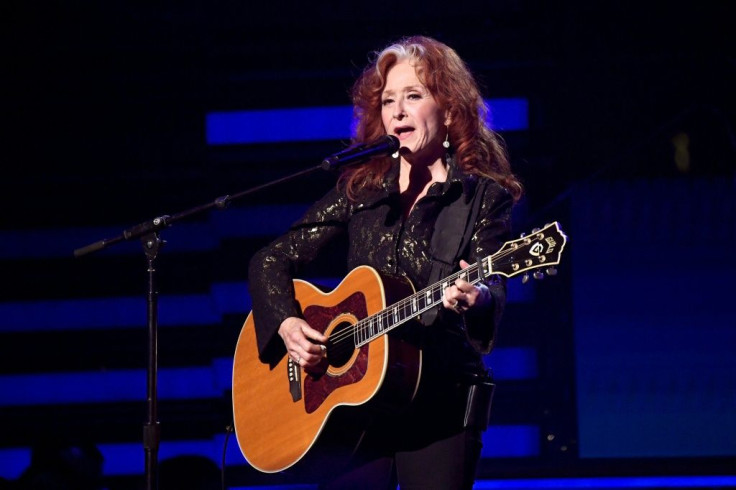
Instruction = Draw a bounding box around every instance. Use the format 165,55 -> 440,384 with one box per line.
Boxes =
398,302 -> 406,318
355,320 -> 364,344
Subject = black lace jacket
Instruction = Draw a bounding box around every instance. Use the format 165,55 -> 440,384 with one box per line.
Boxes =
248,160 -> 513,382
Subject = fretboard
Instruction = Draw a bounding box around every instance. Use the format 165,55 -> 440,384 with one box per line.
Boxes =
354,256 -> 492,346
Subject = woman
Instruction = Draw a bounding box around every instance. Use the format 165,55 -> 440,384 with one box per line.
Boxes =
248,35 -> 523,489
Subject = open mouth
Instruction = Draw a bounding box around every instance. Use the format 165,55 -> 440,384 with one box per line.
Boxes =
394,126 -> 414,139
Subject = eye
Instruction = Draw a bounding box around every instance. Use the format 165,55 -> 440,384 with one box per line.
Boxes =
381,98 -> 394,106
407,93 -> 422,100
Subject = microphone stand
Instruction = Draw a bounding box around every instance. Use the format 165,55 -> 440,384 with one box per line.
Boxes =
74,161 -> 332,490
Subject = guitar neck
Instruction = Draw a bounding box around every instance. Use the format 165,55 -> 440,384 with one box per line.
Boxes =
352,221 -> 567,347
354,257 -> 491,347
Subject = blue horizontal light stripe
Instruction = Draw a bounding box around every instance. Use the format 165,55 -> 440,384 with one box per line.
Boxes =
0,204 -> 310,260
482,425 -> 539,457
485,98 -> 529,131
206,106 -> 355,144
0,426 -> 547,480
228,477 -> 736,490
0,436 -> 246,479
484,347 -> 538,380
0,344 -> 534,407
0,292 -> 229,332
206,98 -> 528,145
0,362 -> 233,406
473,476 -> 736,488
230,486 -> 317,490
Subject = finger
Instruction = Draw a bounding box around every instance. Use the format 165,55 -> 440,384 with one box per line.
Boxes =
291,347 -> 316,367
452,284 -> 468,305
296,331 -> 327,357
454,277 -> 472,290
443,290 -> 461,310
300,324 -> 328,343
290,349 -> 302,365
442,288 -> 457,309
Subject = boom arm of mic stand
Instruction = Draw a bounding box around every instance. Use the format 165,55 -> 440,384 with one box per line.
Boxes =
73,164 -> 323,258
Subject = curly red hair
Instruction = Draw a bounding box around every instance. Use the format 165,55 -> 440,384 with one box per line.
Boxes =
341,35 -> 523,202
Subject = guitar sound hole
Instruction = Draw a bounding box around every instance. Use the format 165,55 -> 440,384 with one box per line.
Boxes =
325,321 -> 356,368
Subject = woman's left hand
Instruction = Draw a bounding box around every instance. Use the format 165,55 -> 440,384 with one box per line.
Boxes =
442,260 -> 491,314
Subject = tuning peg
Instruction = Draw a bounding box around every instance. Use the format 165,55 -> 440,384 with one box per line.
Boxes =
533,271 -> 545,280
521,273 -> 530,284
546,267 -> 558,276
532,227 -> 540,233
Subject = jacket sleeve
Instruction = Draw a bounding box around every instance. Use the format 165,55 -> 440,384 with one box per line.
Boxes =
247,187 -> 351,363
461,181 -> 514,354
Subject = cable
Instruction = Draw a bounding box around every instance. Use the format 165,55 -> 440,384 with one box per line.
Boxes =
221,423 -> 234,490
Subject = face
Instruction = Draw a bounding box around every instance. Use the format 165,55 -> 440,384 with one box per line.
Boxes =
381,60 -> 447,164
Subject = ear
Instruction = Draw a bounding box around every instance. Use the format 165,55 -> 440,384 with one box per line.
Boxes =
444,108 -> 452,126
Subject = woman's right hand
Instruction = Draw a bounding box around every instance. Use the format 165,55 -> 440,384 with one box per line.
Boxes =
278,316 -> 328,368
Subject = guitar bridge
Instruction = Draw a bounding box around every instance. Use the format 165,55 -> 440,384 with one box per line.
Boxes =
287,358 -> 302,402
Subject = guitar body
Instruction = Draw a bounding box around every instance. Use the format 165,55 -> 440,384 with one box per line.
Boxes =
232,265 -> 422,475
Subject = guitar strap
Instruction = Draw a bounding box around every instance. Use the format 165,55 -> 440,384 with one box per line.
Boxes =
423,175 -> 497,431
421,176 -> 486,326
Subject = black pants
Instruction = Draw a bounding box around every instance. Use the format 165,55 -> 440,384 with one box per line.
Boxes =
319,425 -> 484,490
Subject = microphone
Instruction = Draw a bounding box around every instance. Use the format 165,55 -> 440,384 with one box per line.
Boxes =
321,135 -> 399,170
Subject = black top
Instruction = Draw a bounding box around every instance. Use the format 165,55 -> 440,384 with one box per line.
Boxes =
247,159 -> 513,390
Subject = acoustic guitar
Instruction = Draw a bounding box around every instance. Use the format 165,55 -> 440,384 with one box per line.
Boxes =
232,221 -> 567,475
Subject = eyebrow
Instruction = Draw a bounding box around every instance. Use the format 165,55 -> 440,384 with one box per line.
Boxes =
382,85 -> 425,96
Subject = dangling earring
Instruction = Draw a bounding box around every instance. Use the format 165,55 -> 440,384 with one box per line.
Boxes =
391,150 -> 399,158
443,126 -> 451,149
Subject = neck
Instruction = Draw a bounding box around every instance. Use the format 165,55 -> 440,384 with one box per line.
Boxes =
399,155 -> 447,190
398,155 -> 448,217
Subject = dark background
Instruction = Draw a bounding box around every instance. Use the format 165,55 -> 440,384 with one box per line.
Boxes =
2,1 -> 735,488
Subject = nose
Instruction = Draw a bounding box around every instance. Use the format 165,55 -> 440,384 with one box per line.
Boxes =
393,100 -> 405,120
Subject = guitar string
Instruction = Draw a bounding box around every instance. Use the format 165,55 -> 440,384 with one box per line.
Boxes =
323,226 -> 557,350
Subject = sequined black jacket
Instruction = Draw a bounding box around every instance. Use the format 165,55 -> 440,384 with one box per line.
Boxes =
248,160 -> 513,384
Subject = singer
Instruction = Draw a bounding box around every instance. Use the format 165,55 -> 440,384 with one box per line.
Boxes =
243,35 -> 523,489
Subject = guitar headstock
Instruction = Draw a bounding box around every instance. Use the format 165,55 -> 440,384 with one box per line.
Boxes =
490,222 -> 567,280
